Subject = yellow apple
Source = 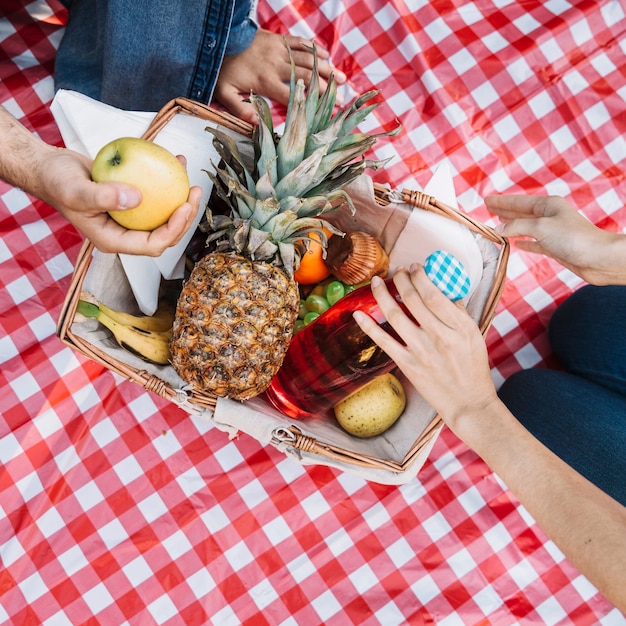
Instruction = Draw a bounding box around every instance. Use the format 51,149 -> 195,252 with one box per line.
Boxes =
91,137 -> 190,231
333,373 -> 407,438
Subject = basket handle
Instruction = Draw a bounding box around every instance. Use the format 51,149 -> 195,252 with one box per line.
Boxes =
140,97 -> 253,142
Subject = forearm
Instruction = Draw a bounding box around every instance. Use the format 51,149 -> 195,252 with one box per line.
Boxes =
452,400 -> 626,611
0,106 -> 58,199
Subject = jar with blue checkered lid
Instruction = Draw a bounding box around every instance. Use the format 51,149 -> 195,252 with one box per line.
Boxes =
266,251 -> 470,421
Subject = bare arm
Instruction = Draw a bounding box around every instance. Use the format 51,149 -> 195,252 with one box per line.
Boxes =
214,31 -> 346,124
354,268 -> 626,611
487,194 -> 626,285
468,399 -> 626,611
0,106 -> 200,256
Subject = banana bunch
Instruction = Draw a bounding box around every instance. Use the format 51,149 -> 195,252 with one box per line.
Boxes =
77,299 -> 174,365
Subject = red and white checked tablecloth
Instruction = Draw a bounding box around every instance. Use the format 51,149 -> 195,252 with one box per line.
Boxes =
1,0 -> 625,624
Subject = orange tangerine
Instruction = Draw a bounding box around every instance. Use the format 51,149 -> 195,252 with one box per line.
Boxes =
294,230 -> 332,285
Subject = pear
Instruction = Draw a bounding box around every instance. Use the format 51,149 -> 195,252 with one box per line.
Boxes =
334,373 -> 406,438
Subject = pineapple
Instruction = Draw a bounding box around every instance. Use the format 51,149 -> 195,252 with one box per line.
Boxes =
170,44 -> 398,400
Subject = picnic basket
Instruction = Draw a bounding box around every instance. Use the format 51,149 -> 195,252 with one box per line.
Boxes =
57,97 -> 509,484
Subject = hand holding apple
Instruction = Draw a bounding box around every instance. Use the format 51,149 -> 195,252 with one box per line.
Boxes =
91,137 -> 190,231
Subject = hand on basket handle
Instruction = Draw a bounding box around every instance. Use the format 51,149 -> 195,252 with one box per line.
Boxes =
214,30 -> 346,125
487,194 -> 626,286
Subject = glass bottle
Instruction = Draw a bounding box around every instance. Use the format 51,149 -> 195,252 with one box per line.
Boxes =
265,279 -> 407,419
265,250 -> 471,420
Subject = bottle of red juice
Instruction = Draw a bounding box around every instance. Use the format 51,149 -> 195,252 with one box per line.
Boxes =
265,279 -> 405,419
265,250 -> 471,420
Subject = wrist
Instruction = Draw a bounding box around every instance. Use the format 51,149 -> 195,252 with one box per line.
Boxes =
443,396 -> 516,456
0,108 -> 58,201
601,233 -> 626,285
581,231 -> 626,286
31,144 -> 63,201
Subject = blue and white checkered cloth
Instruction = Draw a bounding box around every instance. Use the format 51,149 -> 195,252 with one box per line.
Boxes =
424,250 -> 471,301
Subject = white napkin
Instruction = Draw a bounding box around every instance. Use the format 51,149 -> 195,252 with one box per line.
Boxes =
388,162 -> 483,298
51,89 -> 220,314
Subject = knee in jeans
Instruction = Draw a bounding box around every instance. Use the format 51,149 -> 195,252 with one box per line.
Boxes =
548,285 -> 596,347
548,285 -> 626,368
498,369 -> 546,406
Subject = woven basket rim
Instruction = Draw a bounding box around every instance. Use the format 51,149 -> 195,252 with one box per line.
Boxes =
57,97 -> 510,474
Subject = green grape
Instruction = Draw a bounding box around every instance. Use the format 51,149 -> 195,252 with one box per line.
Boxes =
293,319 -> 305,334
298,299 -> 307,319
305,294 -> 330,314
344,279 -> 370,294
303,311 -> 320,326
325,281 -> 345,306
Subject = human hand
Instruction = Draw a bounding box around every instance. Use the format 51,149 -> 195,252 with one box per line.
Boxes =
353,267 -> 499,433
214,30 -> 346,124
486,194 -> 626,285
41,148 -> 201,256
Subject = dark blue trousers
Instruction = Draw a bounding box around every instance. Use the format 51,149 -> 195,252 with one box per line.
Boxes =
498,285 -> 626,505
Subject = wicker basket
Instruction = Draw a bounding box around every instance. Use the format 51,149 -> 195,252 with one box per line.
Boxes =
57,98 -> 509,483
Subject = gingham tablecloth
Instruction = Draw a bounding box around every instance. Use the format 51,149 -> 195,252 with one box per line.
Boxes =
1,1 -> 625,624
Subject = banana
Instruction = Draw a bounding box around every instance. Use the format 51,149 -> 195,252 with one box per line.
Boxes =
96,300 -> 175,332
77,300 -> 172,365
103,316 -> 172,365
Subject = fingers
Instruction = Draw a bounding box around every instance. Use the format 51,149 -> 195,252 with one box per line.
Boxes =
486,194 -> 575,222
509,238 -> 549,255
216,88 -> 262,125
262,38 -> 343,97
290,50 -> 346,83
258,30 -> 346,87
92,182 -> 142,213
49,152 -> 142,215
486,195 -> 570,242
64,179 -> 141,216
149,185 -> 202,250
494,217 -> 545,240
91,185 -> 201,256
485,194 -> 544,220
396,266 -> 466,330
352,275 -> 427,377
281,34 -> 330,58
140,208 -> 193,256
287,39 -> 346,84
352,308 -> 406,363
215,29 -> 346,117
486,194 -> 566,224
355,267 -> 463,344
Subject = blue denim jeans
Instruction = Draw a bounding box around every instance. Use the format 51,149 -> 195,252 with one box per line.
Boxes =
55,0 -> 257,111
498,285 -> 626,505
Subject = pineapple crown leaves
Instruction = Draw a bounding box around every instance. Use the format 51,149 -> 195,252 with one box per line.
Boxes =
205,210 -> 338,267
276,80 -> 307,180
203,40 -> 401,274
